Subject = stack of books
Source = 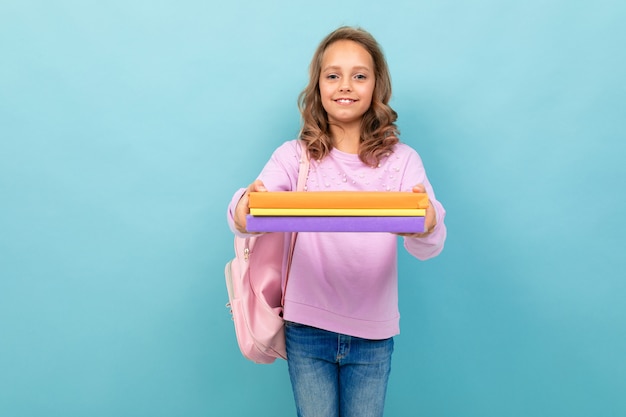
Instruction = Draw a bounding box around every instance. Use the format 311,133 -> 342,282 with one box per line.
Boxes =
246,191 -> 428,233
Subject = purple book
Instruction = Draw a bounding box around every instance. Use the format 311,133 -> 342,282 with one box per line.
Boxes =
246,215 -> 425,233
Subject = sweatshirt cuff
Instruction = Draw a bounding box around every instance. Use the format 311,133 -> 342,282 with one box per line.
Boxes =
226,188 -> 257,238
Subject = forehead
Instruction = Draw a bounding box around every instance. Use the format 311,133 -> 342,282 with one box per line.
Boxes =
321,40 -> 374,68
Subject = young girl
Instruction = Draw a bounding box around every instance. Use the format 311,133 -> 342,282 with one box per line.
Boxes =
227,26 -> 446,417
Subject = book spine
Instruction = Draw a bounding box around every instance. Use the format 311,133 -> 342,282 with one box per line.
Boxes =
249,208 -> 426,216
249,191 -> 429,209
246,215 -> 425,233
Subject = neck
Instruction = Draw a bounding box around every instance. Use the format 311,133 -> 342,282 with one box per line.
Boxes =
330,123 -> 360,154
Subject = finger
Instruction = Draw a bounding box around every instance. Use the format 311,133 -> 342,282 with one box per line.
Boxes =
252,179 -> 267,192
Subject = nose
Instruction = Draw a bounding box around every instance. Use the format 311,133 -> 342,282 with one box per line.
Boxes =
339,79 -> 352,92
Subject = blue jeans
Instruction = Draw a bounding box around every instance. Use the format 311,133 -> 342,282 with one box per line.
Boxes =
285,321 -> 394,417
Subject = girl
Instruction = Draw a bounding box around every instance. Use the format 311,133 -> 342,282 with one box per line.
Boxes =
227,26 -> 447,417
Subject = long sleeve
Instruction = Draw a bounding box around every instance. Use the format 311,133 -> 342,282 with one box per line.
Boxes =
397,147 -> 447,260
226,187 -> 254,238
226,141 -> 302,238
403,201 -> 447,260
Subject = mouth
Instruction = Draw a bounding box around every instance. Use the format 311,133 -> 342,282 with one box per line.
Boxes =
334,98 -> 357,104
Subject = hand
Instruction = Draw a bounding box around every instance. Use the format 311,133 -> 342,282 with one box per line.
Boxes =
396,184 -> 436,238
234,180 -> 267,234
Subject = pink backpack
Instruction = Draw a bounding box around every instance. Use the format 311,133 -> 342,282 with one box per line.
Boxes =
224,143 -> 309,364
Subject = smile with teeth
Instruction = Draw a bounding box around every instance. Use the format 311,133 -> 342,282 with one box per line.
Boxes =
335,98 -> 357,104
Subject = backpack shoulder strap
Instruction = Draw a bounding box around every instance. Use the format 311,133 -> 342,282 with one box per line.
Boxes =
282,141 -> 309,305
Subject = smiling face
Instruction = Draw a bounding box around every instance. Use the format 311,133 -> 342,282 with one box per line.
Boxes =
318,40 -> 375,131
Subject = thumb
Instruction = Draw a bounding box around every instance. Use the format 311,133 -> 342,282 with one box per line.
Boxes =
252,179 -> 267,192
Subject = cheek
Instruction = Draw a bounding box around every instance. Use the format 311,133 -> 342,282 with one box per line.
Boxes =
319,83 -> 333,99
361,84 -> 375,103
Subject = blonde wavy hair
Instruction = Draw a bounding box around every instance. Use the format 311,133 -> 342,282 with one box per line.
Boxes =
298,26 -> 399,167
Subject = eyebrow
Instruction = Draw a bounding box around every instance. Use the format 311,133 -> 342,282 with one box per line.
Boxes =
322,65 -> 372,72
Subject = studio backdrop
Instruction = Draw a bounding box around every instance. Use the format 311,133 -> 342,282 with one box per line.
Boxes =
1,1 -> 624,416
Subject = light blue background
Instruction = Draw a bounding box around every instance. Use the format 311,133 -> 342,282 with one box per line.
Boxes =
1,1 -> 624,416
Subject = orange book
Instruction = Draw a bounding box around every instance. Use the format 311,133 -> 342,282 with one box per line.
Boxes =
249,191 -> 428,209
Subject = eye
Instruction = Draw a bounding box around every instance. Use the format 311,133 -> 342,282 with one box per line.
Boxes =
326,74 -> 339,80
354,74 -> 367,80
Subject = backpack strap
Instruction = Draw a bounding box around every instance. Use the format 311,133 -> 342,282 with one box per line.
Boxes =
282,141 -> 309,305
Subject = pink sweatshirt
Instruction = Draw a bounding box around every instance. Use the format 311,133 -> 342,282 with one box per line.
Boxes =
227,140 -> 446,339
